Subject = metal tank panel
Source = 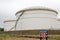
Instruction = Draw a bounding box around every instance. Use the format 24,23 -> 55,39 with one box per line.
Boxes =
56,19 -> 60,29
15,7 -> 58,30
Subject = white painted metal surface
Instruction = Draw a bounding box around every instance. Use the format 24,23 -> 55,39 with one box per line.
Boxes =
4,20 -> 16,31
56,19 -> 60,29
15,7 -> 58,30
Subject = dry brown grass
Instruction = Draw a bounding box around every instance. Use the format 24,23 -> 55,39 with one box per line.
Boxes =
0,37 -> 56,40
0,30 -> 60,40
0,35 -> 60,40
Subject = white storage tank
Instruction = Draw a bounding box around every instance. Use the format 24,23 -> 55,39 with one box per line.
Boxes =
15,7 -> 58,30
3,20 -> 16,31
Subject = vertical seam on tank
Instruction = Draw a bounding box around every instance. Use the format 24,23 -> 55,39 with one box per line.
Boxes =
15,11 -> 24,30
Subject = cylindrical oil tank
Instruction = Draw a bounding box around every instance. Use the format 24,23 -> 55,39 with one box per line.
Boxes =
3,20 -> 16,31
15,7 -> 58,30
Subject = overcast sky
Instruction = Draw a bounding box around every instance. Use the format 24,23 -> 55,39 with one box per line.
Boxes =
0,0 -> 60,28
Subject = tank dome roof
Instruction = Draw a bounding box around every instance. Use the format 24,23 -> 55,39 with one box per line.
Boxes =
16,6 -> 58,15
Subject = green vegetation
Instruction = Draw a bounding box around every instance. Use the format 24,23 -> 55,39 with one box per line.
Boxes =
0,28 -> 4,32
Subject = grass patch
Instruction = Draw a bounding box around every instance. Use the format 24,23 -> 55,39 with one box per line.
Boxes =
0,34 -> 60,40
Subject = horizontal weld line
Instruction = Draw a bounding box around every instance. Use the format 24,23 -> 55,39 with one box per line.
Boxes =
20,17 -> 56,19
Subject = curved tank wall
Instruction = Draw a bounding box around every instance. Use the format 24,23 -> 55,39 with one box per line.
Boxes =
56,19 -> 60,29
15,7 -> 58,30
3,20 -> 16,31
